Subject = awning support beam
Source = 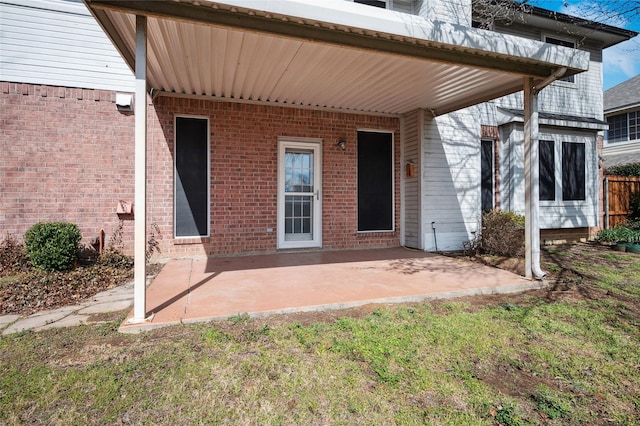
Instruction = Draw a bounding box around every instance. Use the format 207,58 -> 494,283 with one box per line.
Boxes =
132,14 -> 148,322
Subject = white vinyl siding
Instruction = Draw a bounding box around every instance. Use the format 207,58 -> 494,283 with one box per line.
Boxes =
415,0 -> 472,26
0,0 -> 134,92
422,108 -> 481,251
492,24 -> 605,120
402,110 -> 421,249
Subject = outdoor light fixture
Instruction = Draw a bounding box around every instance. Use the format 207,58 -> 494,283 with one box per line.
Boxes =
336,139 -> 346,151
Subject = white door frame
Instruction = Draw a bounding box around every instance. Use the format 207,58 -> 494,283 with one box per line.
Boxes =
277,138 -> 323,249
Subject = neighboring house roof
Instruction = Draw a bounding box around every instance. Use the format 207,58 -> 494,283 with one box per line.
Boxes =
605,151 -> 640,168
603,75 -> 640,168
475,0 -> 638,48
519,2 -> 638,48
604,74 -> 640,113
84,0 -> 592,116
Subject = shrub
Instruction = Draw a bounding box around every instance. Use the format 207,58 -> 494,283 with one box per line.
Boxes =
625,217 -> 640,232
98,247 -> 133,269
479,209 -> 525,257
0,234 -> 30,275
597,226 -> 640,243
605,162 -> 640,177
24,222 -> 82,271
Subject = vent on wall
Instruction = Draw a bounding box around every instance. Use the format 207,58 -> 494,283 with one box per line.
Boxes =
115,93 -> 133,112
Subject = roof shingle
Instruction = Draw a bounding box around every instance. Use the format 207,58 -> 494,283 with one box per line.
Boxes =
604,74 -> 640,112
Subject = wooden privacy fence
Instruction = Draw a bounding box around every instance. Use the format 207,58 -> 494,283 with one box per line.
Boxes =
605,176 -> 640,228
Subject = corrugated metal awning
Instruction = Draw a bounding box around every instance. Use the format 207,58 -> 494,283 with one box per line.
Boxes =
84,0 -> 590,116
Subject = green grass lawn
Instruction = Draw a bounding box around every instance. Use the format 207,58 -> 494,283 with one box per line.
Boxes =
1,244 -> 639,425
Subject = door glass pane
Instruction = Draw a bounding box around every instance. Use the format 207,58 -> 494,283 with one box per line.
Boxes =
285,149 -> 313,193
284,195 -> 314,241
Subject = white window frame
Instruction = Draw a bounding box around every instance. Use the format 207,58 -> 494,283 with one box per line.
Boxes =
543,34 -> 577,86
538,135 -> 589,208
173,114 -> 211,239
606,110 -> 640,146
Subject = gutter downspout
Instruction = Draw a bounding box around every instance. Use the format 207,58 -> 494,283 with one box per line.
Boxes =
523,68 -> 565,280
524,67 -> 566,280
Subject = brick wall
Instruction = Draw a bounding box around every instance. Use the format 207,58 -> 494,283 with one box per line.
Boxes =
1,83 -> 401,258
150,97 -> 402,257
0,82 -> 135,253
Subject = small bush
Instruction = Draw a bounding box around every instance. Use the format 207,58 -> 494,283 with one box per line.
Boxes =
479,209 -> 525,257
605,162 -> 640,177
24,222 -> 82,271
98,247 -> 133,269
625,217 -> 640,232
0,234 -> 30,275
598,226 -> 640,243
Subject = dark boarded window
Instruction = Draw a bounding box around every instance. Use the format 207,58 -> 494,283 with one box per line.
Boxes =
539,140 -> 555,201
355,0 -> 387,7
175,117 -> 209,237
545,37 -> 576,83
358,131 -> 393,231
562,142 -> 585,201
481,140 -> 494,212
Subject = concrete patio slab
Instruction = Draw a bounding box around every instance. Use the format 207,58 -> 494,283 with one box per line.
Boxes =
120,248 -> 542,333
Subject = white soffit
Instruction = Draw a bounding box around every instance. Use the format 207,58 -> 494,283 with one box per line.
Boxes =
85,0 -> 590,116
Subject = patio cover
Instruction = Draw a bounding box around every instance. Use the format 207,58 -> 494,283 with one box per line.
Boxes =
83,0 -> 590,321
84,0 -> 588,116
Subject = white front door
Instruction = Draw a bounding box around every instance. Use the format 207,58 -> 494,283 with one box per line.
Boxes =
277,139 -> 322,249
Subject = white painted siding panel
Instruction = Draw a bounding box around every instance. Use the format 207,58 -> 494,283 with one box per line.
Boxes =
422,107 -> 481,251
402,110 -> 421,248
492,23 -> 604,119
415,0 -> 472,26
0,0 -> 134,91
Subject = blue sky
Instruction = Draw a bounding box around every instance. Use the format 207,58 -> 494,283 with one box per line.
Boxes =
530,1 -> 640,90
